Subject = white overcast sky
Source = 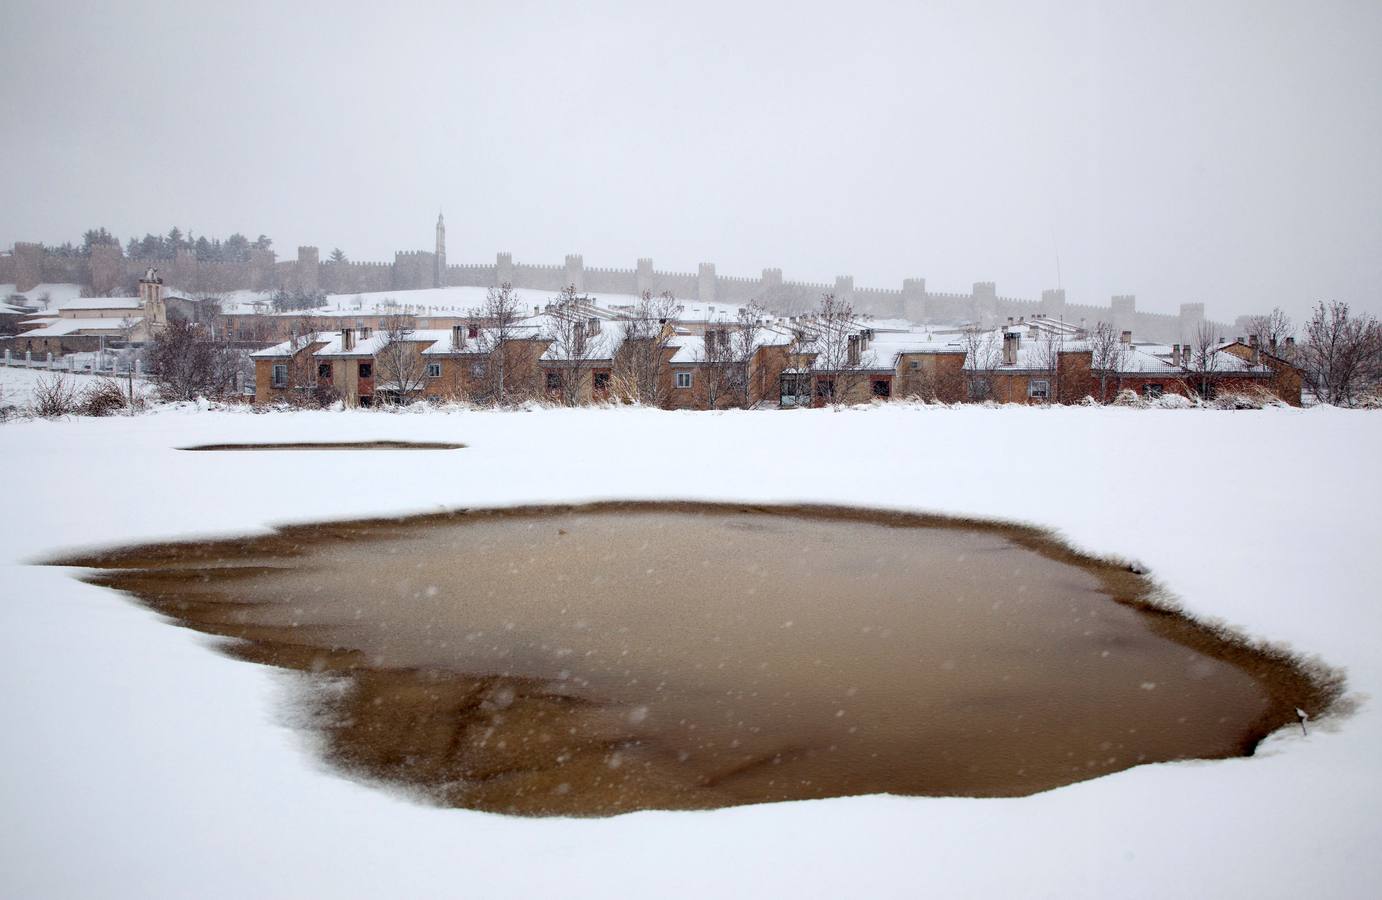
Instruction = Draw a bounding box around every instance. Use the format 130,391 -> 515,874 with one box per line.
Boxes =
2,0 -> 1379,322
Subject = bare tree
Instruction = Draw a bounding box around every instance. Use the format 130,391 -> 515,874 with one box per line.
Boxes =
1299,301 -> 1382,406
1184,321 -> 1224,400
375,312 -> 427,404
474,282 -> 527,404
544,285 -> 605,406
695,323 -> 733,409
806,293 -> 873,407
961,325 -> 1002,401
1246,307 -> 1295,358
147,318 -> 242,401
725,302 -> 768,408
614,290 -> 681,406
1087,321 -> 1128,402
1026,326 -> 1065,403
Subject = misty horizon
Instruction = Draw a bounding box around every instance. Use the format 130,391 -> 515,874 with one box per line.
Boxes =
3,0 -> 1380,324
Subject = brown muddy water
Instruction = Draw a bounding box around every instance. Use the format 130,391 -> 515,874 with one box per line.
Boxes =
179,441 -> 464,451
55,503 -> 1340,816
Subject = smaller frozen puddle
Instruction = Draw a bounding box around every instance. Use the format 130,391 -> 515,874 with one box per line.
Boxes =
179,441 -> 464,451
57,503 -> 1339,816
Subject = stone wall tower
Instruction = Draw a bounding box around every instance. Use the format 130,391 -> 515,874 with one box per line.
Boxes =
434,212 -> 446,288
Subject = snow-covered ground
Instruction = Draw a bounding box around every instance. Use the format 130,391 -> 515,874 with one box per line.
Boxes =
0,365 -> 154,410
0,282 -> 84,309
1,404 -> 1378,898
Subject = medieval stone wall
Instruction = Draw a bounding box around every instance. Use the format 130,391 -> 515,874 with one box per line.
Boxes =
3,239 -> 1244,343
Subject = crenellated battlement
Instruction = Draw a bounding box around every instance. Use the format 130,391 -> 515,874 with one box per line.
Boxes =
3,230 -> 1264,344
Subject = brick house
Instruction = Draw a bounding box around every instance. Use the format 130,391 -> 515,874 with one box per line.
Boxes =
248,311 -> 1303,410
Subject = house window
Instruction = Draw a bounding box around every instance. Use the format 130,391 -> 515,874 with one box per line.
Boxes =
272,364 -> 287,387
909,360 -> 920,370
427,363 -> 442,378
675,371 -> 692,389
815,378 -> 835,399
871,379 -> 892,398
968,377 -> 990,400
317,363 -> 331,380
358,363 -> 372,379
1028,379 -> 1050,400
593,371 -> 610,393
1143,383 -> 1164,399
546,371 -> 562,392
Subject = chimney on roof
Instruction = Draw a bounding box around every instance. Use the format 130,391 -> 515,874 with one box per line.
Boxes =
1003,332 -> 1018,366
1285,336 -> 1296,352
1249,334 -> 1261,365
341,327 -> 354,351
1171,344 -> 1181,366
1120,330 -> 1132,344
452,324 -> 466,350
587,316 -> 601,335
847,333 -> 861,367
359,326 -> 371,340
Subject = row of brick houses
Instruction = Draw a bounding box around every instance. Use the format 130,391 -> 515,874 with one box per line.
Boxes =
251,304 -> 1303,408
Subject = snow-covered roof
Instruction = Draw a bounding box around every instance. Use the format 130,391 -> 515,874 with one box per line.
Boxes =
665,325 -> 795,364
19,316 -> 146,337
420,323 -> 546,355
249,337 -> 324,359
58,297 -> 143,312
538,321 -> 623,362
868,330 -> 967,359
1111,343 -> 1272,376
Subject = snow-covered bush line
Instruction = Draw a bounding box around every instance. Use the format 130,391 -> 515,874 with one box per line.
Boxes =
4,373 -> 150,421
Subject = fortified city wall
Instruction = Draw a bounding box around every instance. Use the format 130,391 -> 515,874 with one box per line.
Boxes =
0,240 -> 1250,343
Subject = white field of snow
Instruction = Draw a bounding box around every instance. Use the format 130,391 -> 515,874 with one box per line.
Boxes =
0,366 -> 155,409
0,405 -> 1378,899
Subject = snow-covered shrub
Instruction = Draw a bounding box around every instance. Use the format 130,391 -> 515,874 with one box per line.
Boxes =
30,375 -> 78,418
1354,389 -> 1382,409
1112,389 -> 1144,407
1212,386 -> 1285,410
77,378 -> 137,417
1152,393 -> 1195,409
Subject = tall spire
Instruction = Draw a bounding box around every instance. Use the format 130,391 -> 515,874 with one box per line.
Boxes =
434,210 -> 446,288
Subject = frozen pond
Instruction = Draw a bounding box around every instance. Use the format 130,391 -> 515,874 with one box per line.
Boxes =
58,503 -> 1335,816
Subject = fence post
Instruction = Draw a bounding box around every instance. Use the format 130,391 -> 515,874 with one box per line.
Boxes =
25,350 -> 32,368
46,352 -> 53,370
3,349 -> 9,367
135,358 -> 143,378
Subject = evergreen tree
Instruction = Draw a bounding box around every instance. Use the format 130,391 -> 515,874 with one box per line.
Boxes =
224,233 -> 250,262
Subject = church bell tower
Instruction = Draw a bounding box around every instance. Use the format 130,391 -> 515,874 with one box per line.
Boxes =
434,212 -> 446,288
